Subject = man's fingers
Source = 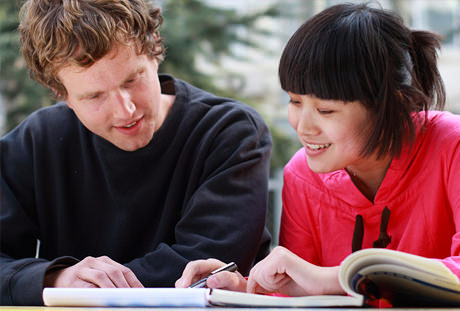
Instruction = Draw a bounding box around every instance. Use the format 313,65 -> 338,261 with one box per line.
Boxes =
76,267 -> 117,288
176,259 -> 226,288
124,270 -> 144,288
188,258 -> 226,277
90,256 -> 143,288
79,257 -> 127,287
206,270 -> 246,292
52,256 -> 142,288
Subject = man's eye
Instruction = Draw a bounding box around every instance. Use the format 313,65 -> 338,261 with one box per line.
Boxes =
124,77 -> 139,88
125,71 -> 144,86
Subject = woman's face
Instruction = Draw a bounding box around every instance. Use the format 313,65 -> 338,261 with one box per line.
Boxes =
287,92 -> 374,174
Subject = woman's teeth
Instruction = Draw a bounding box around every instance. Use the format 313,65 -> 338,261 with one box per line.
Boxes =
306,143 -> 331,150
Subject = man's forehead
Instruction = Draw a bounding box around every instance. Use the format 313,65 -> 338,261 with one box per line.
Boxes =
59,45 -> 146,78
59,41 -> 143,72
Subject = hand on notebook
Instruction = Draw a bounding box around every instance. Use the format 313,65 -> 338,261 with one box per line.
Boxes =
43,256 -> 143,288
175,258 -> 246,291
247,246 -> 343,296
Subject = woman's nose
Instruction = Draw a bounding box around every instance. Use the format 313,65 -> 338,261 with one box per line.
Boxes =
297,107 -> 321,137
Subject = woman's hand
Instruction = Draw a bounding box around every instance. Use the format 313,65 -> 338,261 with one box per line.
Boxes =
175,258 -> 247,292
247,246 -> 344,296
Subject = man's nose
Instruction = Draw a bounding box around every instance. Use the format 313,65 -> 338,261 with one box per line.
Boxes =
112,89 -> 135,119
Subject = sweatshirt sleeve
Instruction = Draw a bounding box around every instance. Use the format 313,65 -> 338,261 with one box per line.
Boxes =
1,120 -> 42,305
440,131 -> 460,279
279,150 -> 321,265
0,119 -> 78,305
1,101 -> 272,304
433,113 -> 460,280
124,103 -> 272,286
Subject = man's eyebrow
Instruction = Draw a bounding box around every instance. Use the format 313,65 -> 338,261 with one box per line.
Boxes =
124,66 -> 145,83
77,90 -> 101,101
76,66 -> 145,100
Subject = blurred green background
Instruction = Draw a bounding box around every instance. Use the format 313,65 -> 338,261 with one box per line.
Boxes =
1,0 -> 459,244
0,0 -> 302,175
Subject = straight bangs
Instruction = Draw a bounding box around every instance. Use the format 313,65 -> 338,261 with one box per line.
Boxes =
278,3 -> 445,159
279,4 -> 384,105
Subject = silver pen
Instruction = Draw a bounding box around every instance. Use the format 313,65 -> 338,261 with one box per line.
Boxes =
189,262 -> 238,288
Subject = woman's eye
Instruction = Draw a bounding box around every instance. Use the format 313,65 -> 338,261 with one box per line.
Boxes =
289,99 -> 301,105
318,109 -> 333,114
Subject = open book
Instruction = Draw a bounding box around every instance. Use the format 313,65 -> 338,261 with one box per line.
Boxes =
43,248 -> 460,308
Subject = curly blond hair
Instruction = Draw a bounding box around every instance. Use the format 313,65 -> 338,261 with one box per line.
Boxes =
19,0 -> 165,100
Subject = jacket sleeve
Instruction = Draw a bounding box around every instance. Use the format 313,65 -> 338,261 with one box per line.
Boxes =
0,123 -> 79,305
279,150 -> 321,265
440,135 -> 460,279
1,103 -> 272,304
124,104 -> 272,287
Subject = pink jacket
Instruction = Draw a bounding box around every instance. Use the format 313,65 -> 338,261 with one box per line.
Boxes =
280,111 -> 460,277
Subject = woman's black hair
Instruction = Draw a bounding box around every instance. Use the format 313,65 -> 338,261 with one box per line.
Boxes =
279,2 -> 445,158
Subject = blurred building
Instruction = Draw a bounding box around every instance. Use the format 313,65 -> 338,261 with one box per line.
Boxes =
205,0 -> 460,120
204,0 -> 460,246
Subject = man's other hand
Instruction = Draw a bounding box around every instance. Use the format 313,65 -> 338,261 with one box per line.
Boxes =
43,256 -> 143,288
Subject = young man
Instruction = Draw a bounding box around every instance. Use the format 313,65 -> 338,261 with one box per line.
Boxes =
0,0 -> 271,305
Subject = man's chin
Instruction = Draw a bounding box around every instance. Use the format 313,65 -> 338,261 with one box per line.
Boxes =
111,139 -> 150,152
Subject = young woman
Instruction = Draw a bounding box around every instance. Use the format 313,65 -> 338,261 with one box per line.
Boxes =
176,2 -> 460,298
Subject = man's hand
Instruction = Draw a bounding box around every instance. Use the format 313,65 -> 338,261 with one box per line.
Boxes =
175,258 -> 247,292
44,256 -> 143,288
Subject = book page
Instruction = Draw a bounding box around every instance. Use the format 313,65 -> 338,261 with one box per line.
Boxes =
207,289 -> 363,307
340,248 -> 458,291
43,287 -> 363,308
360,249 -> 452,273
353,264 -> 460,306
339,248 -> 460,307
43,287 -> 208,307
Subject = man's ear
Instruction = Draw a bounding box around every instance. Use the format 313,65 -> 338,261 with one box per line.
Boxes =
51,86 -> 69,107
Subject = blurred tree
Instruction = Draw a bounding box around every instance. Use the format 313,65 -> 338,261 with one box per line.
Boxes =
269,125 -> 301,174
157,0 -> 301,174
158,0 -> 278,97
0,0 -> 52,133
0,0 -> 299,173
0,0 -> 278,125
